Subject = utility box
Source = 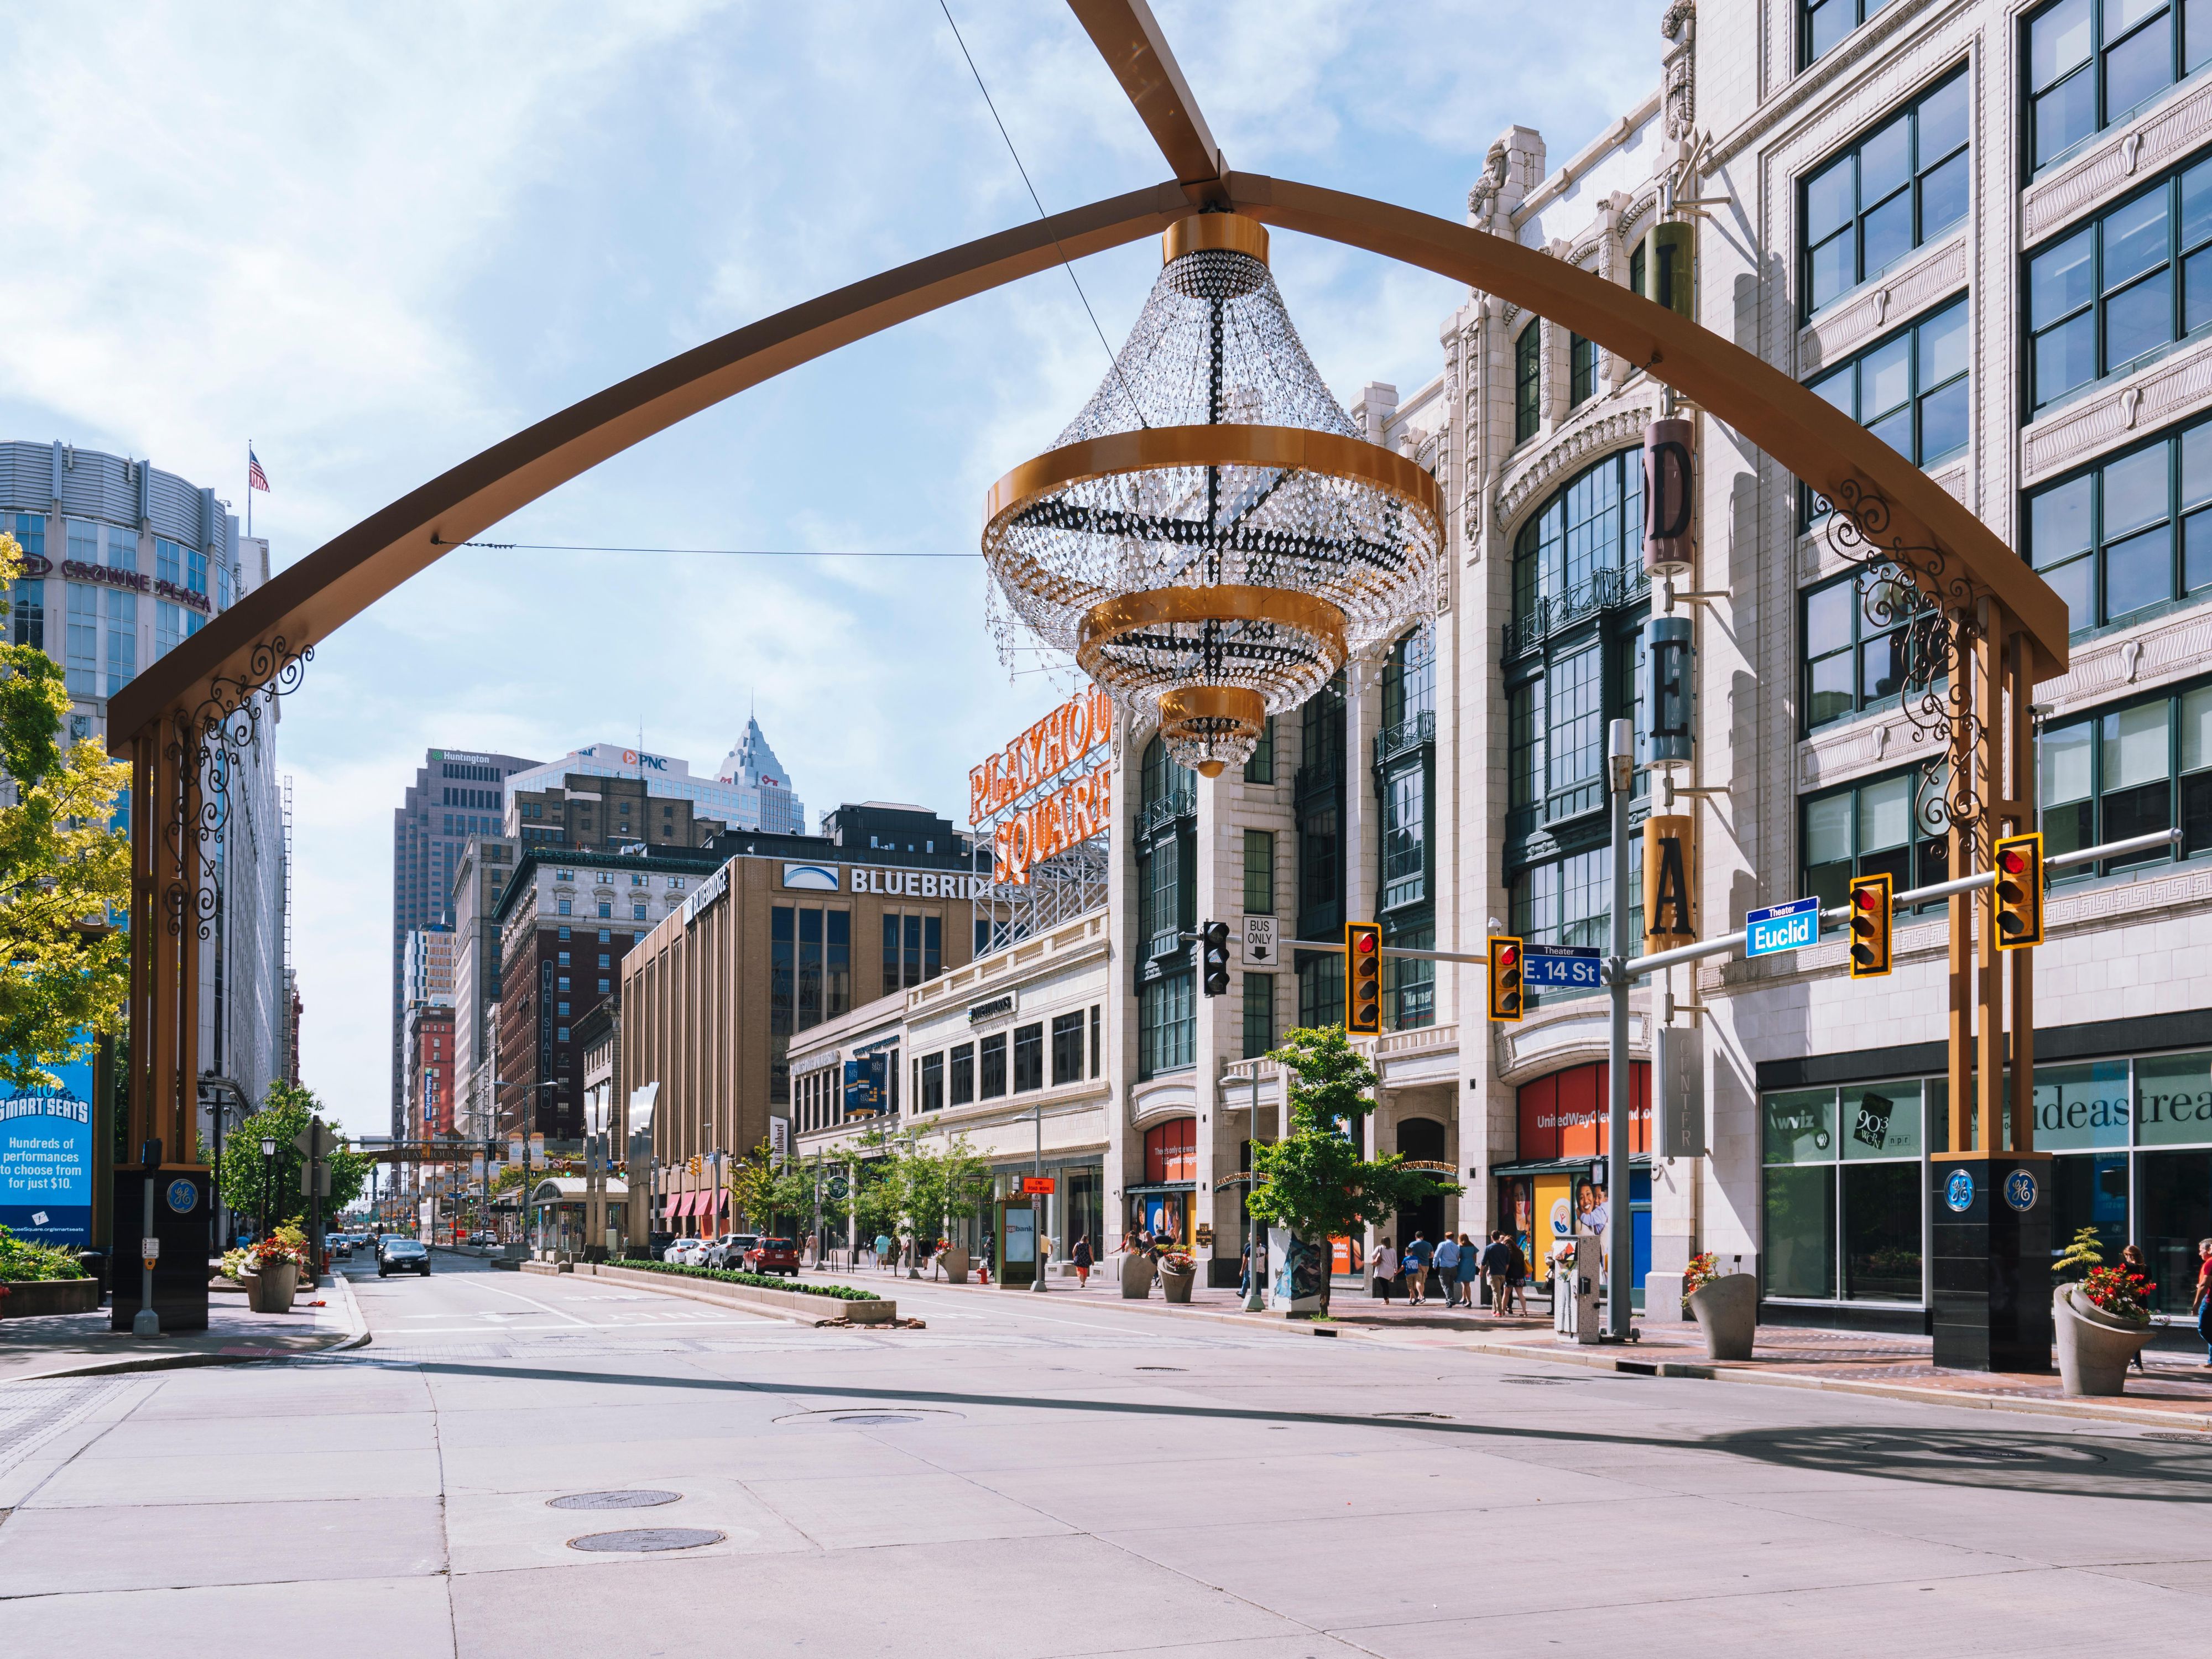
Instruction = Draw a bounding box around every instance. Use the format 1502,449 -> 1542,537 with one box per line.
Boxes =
1553,1234 -> 1602,1345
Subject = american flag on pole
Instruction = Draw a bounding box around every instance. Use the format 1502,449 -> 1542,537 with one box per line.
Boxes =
247,448 -> 270,492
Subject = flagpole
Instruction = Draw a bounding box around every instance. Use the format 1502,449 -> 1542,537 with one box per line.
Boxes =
246,440 -> 252,539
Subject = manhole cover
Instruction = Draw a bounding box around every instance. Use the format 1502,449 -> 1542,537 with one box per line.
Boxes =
549,1490 -> 682,1511
1375,1410 -> 1454,1420
826,1412 -> 924,1427
774,1407 -> 962,1427
1500,1376 -> 1581,1386
568,1527 -> 723,1553
1135,1366 -> 1185,1371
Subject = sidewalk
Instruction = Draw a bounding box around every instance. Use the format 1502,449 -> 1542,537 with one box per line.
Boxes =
0,1271 -> 367,1384
815,1261 -> 2212,1427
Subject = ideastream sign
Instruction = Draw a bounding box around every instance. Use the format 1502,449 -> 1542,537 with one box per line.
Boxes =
0,1051 -> 96,1248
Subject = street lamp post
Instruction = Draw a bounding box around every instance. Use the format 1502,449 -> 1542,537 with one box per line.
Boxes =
259,1136 -> 277,1243
495,1079 -> 561,1255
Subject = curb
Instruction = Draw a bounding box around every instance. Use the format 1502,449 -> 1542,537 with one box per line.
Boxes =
3,1274 -> 373,1385
1364,1332 -> 2212,1431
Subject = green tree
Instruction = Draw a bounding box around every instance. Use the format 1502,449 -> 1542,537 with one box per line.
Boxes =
0,531 -> 130,1088
216,1081 -> 371,1229
1245,1025 -> 1459,1315
893,1132 -> 993,1248
725,1138 -> 815,1232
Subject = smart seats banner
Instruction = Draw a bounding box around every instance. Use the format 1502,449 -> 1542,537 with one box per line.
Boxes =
0,1053 -> 96,1248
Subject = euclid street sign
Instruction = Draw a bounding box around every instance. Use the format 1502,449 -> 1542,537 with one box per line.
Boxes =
1524,945 -> 1601,988
1746,896 -> 1820,958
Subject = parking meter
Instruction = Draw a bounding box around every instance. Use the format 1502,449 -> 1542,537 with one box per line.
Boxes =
1553,1234 -> 1603,1345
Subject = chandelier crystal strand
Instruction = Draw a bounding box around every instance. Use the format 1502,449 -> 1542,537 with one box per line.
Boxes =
983,213 -> 1441,776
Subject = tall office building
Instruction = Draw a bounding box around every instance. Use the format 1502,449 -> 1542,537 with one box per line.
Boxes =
504,721 -> 806,840
392,748 -> 538,1137
0,441 -> 288,1123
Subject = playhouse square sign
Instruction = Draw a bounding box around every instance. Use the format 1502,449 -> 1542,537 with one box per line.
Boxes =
969,686 -> 1113,887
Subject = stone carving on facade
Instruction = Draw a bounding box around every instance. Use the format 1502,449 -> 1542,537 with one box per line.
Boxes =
2023,76 -> 2212,243
1466,139 -> 1510,226
2020,334 -> 2212,486
1495,400 -> 1657,532
1661,1 -> 1695,140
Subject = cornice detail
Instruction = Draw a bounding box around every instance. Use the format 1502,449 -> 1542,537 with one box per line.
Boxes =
2020,336 -> 2212,486
1797,235 -> 1967,372
1494,399 -> 1657,534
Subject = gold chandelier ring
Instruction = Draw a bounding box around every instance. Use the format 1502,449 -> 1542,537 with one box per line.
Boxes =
1159,686 -> 1267,731
1074,585 -> 1348,682
983,423 -> 1444,532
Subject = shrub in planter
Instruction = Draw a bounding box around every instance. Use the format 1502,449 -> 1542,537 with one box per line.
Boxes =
614,1259 -> 886,1302
0,1224 -> 87,1284
1157,1250 -> 1197,1305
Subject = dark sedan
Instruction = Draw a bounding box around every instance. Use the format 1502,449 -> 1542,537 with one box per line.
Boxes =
377,1239 -> 431,1278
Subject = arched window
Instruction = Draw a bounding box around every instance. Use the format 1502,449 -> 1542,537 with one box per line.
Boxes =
1514,320 -> 1541,442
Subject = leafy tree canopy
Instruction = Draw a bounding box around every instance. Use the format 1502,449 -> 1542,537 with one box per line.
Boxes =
217,1081 -> 371,1229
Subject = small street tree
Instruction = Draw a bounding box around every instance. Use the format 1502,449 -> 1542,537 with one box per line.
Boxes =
893,1133 -> 993,1250
1245,1025 -> 1459,1316
724,1138 -> 815,1233
0,530 -> 131,1088
217,1081 -> 371,1230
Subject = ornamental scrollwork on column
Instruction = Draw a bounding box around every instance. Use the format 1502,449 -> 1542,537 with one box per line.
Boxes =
1815,482 -> 1988,857
161,634 -> 315,937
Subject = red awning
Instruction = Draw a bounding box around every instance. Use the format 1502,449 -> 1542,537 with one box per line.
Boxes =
669,1192 -> 692,1218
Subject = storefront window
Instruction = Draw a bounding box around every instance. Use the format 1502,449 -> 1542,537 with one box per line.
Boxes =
2137,1147 -> 2212,1315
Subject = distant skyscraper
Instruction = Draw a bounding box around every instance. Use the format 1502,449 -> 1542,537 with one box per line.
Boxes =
393,748 -> 538,1138
718,716 -> 806,834
502,721 -> 806,838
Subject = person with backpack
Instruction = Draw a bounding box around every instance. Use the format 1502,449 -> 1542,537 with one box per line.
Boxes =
1402,1232 -> 1433,1305
1072,1234 -> 1093,1289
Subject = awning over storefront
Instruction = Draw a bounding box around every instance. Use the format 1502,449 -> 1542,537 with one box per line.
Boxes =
1123,1181 -> 1197,1196
1491,1156 -> 1652,1177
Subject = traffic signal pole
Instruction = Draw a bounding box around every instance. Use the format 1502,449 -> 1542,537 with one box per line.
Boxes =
1607,722 -> 1634,1337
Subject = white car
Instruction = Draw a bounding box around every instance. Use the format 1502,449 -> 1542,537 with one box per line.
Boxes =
667,1237 -> 711,1267
705,1233 -> 758,1270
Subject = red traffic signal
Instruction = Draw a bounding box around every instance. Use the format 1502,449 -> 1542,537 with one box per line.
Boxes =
1488,935 -> 1524,1022
1846,873 -> 1892,978
1345,921 -> 1383,1034
1993,832 -> 2044,950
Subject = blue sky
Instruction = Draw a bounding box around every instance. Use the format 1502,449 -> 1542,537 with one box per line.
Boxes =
0,1 -> 1665,1136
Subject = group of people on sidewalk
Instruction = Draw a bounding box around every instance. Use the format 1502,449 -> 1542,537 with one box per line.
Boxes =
1369,1230 -> 1528,1313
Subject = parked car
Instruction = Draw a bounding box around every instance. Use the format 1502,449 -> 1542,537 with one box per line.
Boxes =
644,1231 -> 676,1261
466,1231 -> 499,1246
705,1233 -> 758,1270
743,1237 -> 799,1276
666,1237 -> 710,1267
378,1238 -> 431,1278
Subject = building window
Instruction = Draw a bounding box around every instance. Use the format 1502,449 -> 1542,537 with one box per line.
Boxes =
2028,0 -> 2210,171
949,1042 -> 975,1105
920,1052 -> 944,1112
10,512 -> 44,564
2028,153 -> 2211,413
2042,676 -> 2212,875
1297,951 -> 1342,1032
1763,1081 -> 1927,1302
1514,320 -> 1541,442
597,978 -> 609,994
1243,829 -> 1274,916
1243,717 -> 1275,783
1801,0 -> 1897,68
104,588 -> 135,695
1802,567 -> 1932,730
1806,296 -> 1971,497
64,582 -> 96,696
1384,918 -> 1434,1031
1801,768 -> 1950,921
2028,412 -> 2212,634
770,905 -> 794,1035
1510,447 -> 1645,646
597,901 -> 611,918
1568,332 -> 1596,406
1801,70 -> 1969,316
1089,1004 -> 1100,1077
557,899 -> 572,916
1380,765 -> 1427,912
1144,1118 -> 1196,1183
881,912 -> 942,992
1051,1011 -> 1084,1085
1013,1022 -> 1044,1092
1138,973 -> 1194,1079
155,538 -> 180,587
979,1032 -> 1008,1098
632,903 -> 646,920
1509,841 -> 1642,1004
1241,972 -> 1275,1059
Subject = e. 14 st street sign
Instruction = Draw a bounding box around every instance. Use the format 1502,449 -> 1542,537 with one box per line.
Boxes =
1746,896 -> 1820,958
1524,945 -> 1601,988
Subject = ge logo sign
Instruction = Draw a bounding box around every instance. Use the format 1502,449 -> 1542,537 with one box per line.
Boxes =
1943,1169 -> 1975,1213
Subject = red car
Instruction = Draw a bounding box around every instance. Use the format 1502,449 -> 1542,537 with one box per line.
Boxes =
744,1237 -> 799,1276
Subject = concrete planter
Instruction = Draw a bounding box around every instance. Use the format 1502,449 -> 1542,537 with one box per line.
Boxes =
1158,1267 -> 1195,1305
1687,1274 -> 1757,1361
942,1246 -> 971,1284
0,1276 -> 99,1318
253,1260 -> 299,1313
1120,1254 -> 1155,1299
575,1261 -> 896,1324
2054,1284 -> 2154,1396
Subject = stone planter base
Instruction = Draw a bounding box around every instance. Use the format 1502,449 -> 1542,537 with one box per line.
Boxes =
1159,1269 -> 1195,1305
252,1260 -> 299,1314
1121,1256 -> 1155,1299
0,1276 -> 99,1318
2054,1284 -> 2155,1396
1687,1274 -> 1757,1361
942,1246 -> 971,1285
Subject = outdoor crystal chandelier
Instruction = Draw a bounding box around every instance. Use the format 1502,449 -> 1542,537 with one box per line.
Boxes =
983,213 -> 1442,776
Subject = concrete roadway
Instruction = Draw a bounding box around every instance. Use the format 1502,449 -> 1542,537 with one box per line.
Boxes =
2,1250 -> 2209,1656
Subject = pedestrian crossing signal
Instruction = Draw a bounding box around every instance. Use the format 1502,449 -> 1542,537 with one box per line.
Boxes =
1345,922 -> 1382,1034
1488,936 -> 1524,1022
1994,832 -> 2044,950
1847,873 -> 1892,978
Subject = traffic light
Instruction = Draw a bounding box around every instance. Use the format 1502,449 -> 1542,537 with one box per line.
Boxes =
1847,873 -> 1892,978
1487,935 -> 1524,1022
1345,921 -> 1382,1034
1994,831 -> 2044,950
1200,920 -> 1232,997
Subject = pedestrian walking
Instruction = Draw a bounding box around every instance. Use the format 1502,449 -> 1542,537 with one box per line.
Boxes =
1504,1232 -> 1528,1316
1371,1237 -> 1398,1305
1480,1230 -> 1516,1318
1455,1232 -> 1481,1308
1402,1232 -> 1433,1305
1072,1234 -> 1093,1288
2195,1238 -> 2212,1365
1434,1233 -> 1462,1307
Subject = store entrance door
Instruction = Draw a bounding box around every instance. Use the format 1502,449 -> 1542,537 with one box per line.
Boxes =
996,1199 -> 1037,1287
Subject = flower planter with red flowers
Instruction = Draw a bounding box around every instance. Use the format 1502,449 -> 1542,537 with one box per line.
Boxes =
2054,1265 -> 2156,1396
